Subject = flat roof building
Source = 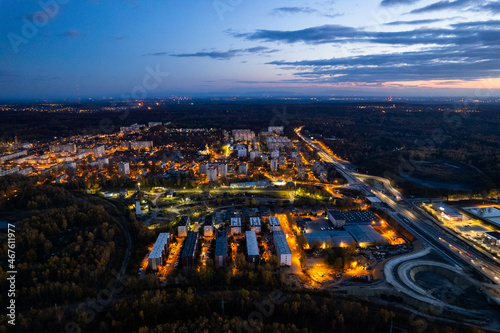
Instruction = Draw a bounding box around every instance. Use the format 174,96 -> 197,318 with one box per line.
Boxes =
484,231 -> 500,246
215,230 -> 228,268
343,225 -> 387,246
178,215 -> 191,237
304,230 -> 355,248
148,233 -> 170,270
231,217 -> 242,235
432,203 -> 463,221
204,215 -> 214,237
181,232 -> 199,268
269,216 -> 282,232
249,217 -> 261,233
273,230 -> 292,266
246,231 -> 260,264
327,211 -> 381,228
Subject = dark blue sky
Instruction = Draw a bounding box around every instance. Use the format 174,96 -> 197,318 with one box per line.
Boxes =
1,0 -> 500,99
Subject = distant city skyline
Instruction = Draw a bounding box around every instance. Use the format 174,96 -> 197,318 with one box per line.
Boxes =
1,0 -> 500,99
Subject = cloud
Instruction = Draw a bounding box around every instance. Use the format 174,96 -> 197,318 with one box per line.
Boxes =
235,23 -> 499,47
482,1 -> 500,13
381,0 -> 420,6
384,18 -> 444,25
266,44 -> 500,83
61,30 -> 81,38
236,25 -> 359,44
409,0 -> 472,14
244,18 -> 500,84
270,7 -> 317,16
451,19 -> 500,28
169,47 -> 279,60
143,52 -> 168,56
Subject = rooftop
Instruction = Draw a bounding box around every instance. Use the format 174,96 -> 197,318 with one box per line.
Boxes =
250,217 -> 261,226
179,215 -> 190,226
328,211 -> 380,224
485,231 -> 500,240
148,233 -> 170,259
181,232 -> 198,258
215,230 -> 228,257
269,216 -> 281,226
305,230 -> 355,247
246,231 -> 259,256
344,225 -> 386,245
273,230 -> 291,255
231,217 -> 241,227
432,203 -> 462,217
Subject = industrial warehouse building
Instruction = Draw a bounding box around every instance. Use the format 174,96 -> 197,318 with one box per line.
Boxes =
231,217 -> 242,235
327,211 -> 381,228
304,230 -> 355,248
181,232 -> 198,268
245,231 -> 260,264
484,231 -> 500,246
269,216 -> 282,232
432,203 -> 463,221
148,233 -> 170,270
215,230 -> 228,268
178,215 -> 191,237
273,230 -> 292,266
249,217 -> 261,233
343,225 -> 387,246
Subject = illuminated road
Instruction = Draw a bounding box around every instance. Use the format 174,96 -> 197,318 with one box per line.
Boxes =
295,127 -> 500,288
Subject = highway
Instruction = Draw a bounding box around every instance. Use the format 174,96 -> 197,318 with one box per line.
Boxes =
295,127 -> 500,286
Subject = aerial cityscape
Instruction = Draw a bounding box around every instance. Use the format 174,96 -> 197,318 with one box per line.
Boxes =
1,1 -> 500,333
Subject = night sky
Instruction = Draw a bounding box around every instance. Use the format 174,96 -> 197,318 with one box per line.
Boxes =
1,0 -> 500,99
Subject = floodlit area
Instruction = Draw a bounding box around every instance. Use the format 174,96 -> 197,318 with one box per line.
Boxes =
373,223 -> 406,245
422,203 -> 500,256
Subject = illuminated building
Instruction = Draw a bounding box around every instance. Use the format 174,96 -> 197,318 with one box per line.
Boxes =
231,217 -> 242,235
238,163 -> 248,175
204,215 -> 214,237
50,144 -> 77,154
148,233 -> 170,270
270,159 -> 278,171
217,163 -> 228,178
207,166 -> 218,182
250,217 -> 261,233
432,202 -> 463,221
269,216 -> 282,232
130,141 -> 153,150
118,162 -> 130,176
178,215 -> 191,237
232,129 -> 255,142
236,145 -> 248,158
297,166 -> 306,180
0,150 -> 27,163
246,231 -> 260,264
273,230 -> 291,266
327,211 -> 382,228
